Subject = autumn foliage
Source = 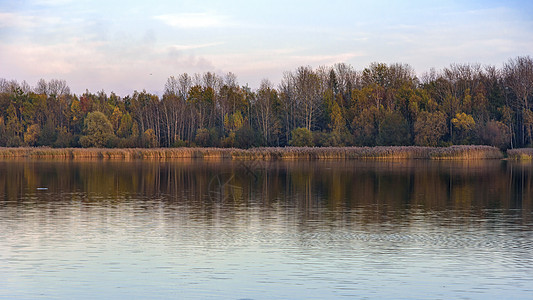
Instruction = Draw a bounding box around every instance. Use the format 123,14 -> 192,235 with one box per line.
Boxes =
1,56 -> 532,150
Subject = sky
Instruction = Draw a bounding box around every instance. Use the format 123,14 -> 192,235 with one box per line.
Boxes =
1,0 -> 532,96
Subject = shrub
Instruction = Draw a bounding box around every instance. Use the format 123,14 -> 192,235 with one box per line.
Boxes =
414,111 -> 447,146
377,111 -> 410,146
54,127 -> 75,148
173,139 -> 188,147
24,124 -> 41,146
313,131 -> 350,147
194,128 -> 219,147
38,120 -> 57,146
142,129 -> 158,148
313,131 -> 331,147
452,112 -> 475,144
235,125 -> 258,148
117,137 -> 137,148
80,111 -> 115,148
221,132 -> 236,148
6,135 -> 22,147
477,120 -> 511,149
290,127 -> 314,147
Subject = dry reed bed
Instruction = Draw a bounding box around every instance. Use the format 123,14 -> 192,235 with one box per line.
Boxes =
0,146 -> 504,160
0,148 -> 237,160
507,148 -> 533,160
428,145 -> 503,160
234,146 -> 503,160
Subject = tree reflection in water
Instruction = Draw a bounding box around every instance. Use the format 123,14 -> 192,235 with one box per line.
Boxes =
0,159 -> 531,225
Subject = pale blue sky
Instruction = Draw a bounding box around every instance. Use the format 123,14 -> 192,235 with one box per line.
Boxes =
1,0 -> 532,95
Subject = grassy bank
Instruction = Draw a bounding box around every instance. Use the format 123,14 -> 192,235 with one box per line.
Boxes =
0,145 -> 504,160
507,148 -> 533,160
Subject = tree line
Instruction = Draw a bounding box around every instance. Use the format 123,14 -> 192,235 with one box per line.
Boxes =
1,56 -> 532,149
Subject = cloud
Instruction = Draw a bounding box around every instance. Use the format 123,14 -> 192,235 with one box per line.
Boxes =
30,0 -> 73,5
289,52 -> 365,65
0,39 -> 104,76
154,12 -> 231,29
169,42 -> 223,51
207,49 -> 364,69
0,34 -> 222,96
193,50 -> 366,88
0,12 -> 61,28
162,46 -> 216,71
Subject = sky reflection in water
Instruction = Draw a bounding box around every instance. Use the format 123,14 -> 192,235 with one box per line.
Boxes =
0,160 -> 532,299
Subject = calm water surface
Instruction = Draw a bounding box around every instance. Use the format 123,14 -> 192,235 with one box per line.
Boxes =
0,159 -> 532,299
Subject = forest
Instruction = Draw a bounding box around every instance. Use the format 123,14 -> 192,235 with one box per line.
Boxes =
1,56 -> 532,150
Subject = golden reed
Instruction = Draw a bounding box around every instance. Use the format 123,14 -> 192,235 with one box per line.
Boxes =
0,146 -> 505,160
507,148 -> 533,160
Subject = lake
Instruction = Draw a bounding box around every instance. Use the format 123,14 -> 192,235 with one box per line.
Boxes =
1,159 -> 532,299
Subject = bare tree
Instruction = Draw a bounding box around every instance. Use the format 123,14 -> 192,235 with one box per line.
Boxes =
334,62 -> 360,98
293,66 -> 322,130
279,71 -> 296,144
178,73 -> 192,100
254,79 -> 279,145
164,76 -> 180,96
35,78 -> 48,95
20,80 -> 32,94
48,79 -> 70,97
162,76 -> 185,146
504,56 -> 533,145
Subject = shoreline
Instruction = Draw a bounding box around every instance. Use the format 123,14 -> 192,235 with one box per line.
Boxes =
0,145 -> 521,160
